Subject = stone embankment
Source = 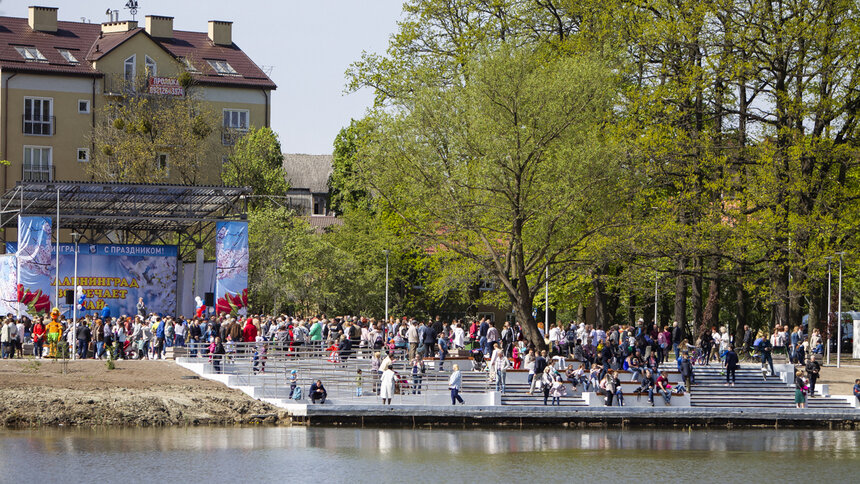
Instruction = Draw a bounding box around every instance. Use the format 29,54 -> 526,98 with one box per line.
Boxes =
0,359 -> 282,428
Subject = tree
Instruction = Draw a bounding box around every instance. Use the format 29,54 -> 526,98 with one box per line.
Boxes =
356,45 -> 625,349
221,127 -> 288,208
329,119 -> 372,215
88,77 -> 221,184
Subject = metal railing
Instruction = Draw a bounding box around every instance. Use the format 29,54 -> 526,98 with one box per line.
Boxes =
183,341 -> 492,405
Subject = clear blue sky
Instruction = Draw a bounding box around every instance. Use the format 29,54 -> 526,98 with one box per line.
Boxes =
0,0 -> 403,155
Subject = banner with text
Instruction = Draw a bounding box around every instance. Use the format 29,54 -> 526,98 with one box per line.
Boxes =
215,221 -> 248,315
0,254 -> 18,316
16,216 -> 53,317
7,242 -> 177,317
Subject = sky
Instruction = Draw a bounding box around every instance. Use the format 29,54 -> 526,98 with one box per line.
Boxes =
0,0 -> 404,155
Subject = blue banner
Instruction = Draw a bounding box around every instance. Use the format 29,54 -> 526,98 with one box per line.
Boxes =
215,221 -> 248,315
7,242 -> 177,317
17,216 -> 53,317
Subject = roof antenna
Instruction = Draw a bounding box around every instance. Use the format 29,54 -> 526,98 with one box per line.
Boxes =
125,1 -> 140,21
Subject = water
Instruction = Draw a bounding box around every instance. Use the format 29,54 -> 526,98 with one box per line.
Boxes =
0,427 -> 856,483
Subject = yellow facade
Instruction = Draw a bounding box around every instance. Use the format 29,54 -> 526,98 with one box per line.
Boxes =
0,12 -> 273,192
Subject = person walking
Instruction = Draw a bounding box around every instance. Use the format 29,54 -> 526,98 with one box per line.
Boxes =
679,352 -> 694,393
724,345 -> 739,387
805,355 -> 820,396
448,364 -> 465,405
529,350 -> 548,395
758,334 -> 775,376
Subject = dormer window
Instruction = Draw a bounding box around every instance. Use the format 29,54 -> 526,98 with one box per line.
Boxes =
181,57 -> 199,73
207,59 -> 238,76
57,49 -> 79,64
14,46 -> 47,62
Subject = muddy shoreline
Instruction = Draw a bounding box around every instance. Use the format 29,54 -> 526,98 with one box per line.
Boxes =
0,359 -> 283,428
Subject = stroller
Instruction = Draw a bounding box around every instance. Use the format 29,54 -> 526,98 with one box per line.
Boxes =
471,348 -> 486,371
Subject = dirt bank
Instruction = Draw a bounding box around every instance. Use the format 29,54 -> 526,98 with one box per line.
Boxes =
0,359 -> 282,428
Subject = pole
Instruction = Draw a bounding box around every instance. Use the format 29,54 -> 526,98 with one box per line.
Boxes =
826,258 -> 831,365
55,187 -> 60,308
654,270 -> 659,328
384,250 -> 389,323
72,233 -> 79,360
545,264 -> 549,328
836,252 -> 843,368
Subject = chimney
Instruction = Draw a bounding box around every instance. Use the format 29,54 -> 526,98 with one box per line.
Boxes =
101,20 -> 138,34
28,6 -> 58,33
208,20 -> 232,46
145,15 -> 173,38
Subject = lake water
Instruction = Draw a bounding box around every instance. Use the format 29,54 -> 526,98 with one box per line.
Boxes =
0,426 -> 857,483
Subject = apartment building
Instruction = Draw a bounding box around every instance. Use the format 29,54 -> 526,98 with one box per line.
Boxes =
0,6 -> 276,190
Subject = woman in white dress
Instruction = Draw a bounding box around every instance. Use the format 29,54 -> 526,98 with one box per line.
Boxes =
452,323 -> 465,349
379,367 -> 396,405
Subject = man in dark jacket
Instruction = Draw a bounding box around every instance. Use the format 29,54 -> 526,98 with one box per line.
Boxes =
529,350 -> 548,394
724,345 -> 739,386
806,355 -> 820,396
76,322 -> 91,359
309,380 -> 327,404
679,352 -> 694,393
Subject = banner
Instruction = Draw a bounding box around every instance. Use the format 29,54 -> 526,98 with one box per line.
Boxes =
7,242 -> 177,317
17,216 -> 53,317
215,221 -> 248,315
0,254 -> 17,316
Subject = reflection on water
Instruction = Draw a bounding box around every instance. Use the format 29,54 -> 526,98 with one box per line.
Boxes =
1,426 -> 856,482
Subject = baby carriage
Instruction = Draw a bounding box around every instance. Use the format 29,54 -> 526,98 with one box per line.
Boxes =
471,348 -> 486,371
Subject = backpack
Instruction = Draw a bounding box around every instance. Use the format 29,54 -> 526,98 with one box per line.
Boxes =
291,386 -> 303,400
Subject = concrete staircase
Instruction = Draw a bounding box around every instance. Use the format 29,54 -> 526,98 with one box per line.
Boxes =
688,365 -> 854,409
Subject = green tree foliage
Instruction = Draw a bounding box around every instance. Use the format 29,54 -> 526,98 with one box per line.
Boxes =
329,119 -> 372,215
88,77 -> 221,184
354,45 -> 625,348
221,127 -> 288,207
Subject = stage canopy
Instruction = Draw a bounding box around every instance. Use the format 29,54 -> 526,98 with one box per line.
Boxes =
0,180 -> 249,260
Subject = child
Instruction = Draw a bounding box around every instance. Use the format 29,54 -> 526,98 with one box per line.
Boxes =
289,369 -> 298,397
355,369 -> 363,397
252,337 -> 267,374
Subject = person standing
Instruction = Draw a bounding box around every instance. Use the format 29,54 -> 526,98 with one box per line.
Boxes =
724,345 -> 739,387
0,319 -> 12,358
448,364 -> 465,405
407,321 -> 419,360
76,321 -> 91,359
794,370 -> 808,409
805,355 -> 820,396
680,352 -> 694,393
31,318 -> 45,358
437,332 -> 449,371
380,367 -> 396,405
410,355 -> 424,394
529,350 -> 548,395
137,297 -> 146,318
210,336 -> 225,373
489,343 -> 508,393
671,321 -> 683,362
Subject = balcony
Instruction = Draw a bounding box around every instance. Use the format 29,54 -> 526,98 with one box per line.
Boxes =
221,127 -> 248,146
22,163 -> 54,181
22,115 -> 55,136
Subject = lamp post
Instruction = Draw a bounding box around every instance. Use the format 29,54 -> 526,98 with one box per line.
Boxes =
836,251 -> 844,368
71,232 -> 80,360
384,249 -> 390,324
825,257 -> 832,365
654,270 -> 659,328
545,264 -> 549,329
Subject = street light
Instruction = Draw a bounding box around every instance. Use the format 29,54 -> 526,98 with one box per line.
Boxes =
71,232 -> 80,360
824,256 -> 832,365
836,251 -> 844,368
383,249 -> 390,324
654,270 -> 659,328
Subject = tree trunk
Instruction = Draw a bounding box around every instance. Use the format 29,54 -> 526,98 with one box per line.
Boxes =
691,256 -> 703,330
643,291 -> 655,330
702,258 -> 720,331
513,297 -> 545,351
735,281 -> 747,344
773,268 -> 789,330
627,293 -> 637,325
674,257 -> 688,331
592,265 -> 610,329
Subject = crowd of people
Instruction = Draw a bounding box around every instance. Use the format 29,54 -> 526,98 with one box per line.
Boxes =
0,304 -> 845,408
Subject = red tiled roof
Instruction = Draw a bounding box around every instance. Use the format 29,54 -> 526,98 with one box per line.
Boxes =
0,16 -> 102,76
0,16 -> 276,89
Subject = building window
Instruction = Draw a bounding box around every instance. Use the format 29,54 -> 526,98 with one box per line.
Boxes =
124,55 -> 136,83
156,153 -> 169,171
57,49 -> 79,64
23,146 -> 52,181
222,109 -> 249,145
181,57 -> 199,73
78,100 -> 90,114
207,59 -> 238,75
14,46 -> 47,61
23,97 -> 53,136
145,55 -> 157,77
77,148 -> 90,162
478,280 -> 496,292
